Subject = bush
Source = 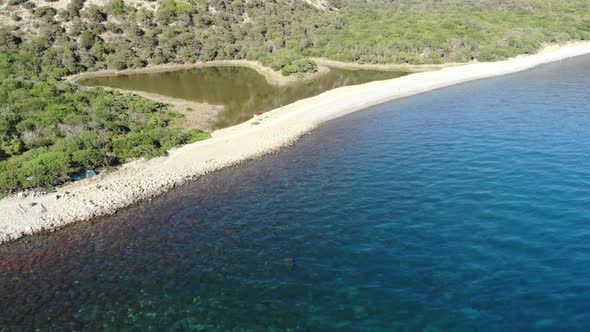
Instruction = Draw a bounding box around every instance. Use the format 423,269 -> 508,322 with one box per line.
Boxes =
19,150 -> 72,188
85,5 -> 107,22
108,0 -> 126,15
67,0 -> 85,17
79,30 -> 100,50
0,53 -> 209,193
34,6 -> 57,19
7,0 -> 26,6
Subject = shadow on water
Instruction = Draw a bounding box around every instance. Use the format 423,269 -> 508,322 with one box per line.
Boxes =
79,66 -> 407,129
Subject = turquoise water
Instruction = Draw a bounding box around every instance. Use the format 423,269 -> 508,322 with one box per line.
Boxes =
2,55 -> 590,330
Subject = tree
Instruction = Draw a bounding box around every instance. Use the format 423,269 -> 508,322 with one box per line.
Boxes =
67,0 -> 86,17
108,0 -> 126,16
156,0 -> 178,25
34,6 -> 57,19
85,5 -> 107,22
0,29 -> 22,52
79,30 -> 99,50
105,51 -> 128,70
1,138 -> 24,157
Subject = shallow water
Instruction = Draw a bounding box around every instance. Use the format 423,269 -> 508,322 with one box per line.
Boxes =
79,66 -> 407,128
3,55 -> 590,330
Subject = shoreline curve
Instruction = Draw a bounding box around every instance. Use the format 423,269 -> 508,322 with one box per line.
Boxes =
64,60 -> 333,87
3,41 -> 590,245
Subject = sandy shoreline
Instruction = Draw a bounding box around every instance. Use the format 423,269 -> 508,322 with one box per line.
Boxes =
3,42 -> 590,245
312,58 -> 461,72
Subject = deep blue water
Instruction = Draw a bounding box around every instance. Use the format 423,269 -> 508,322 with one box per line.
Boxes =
2,55 -> 590,330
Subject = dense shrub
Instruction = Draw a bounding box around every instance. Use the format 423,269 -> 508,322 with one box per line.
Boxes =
0,53 -> 209,194
8,0 -> 589,75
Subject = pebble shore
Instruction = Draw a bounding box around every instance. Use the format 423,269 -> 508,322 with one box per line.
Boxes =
2,41 -> 590,244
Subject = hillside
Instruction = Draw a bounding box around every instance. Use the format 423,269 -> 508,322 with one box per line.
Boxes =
2,0 -> 589,71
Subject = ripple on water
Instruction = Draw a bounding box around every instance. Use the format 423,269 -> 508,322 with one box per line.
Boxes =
2,56 -> 590,330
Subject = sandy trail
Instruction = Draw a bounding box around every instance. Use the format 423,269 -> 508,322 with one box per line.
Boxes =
2,42 -> 590,244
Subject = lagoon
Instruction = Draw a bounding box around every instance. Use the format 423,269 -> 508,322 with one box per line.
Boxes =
79,66 -> 408,129
3,55 -> 590,330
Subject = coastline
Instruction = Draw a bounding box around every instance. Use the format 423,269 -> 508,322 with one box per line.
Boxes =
3,41 -> 590,244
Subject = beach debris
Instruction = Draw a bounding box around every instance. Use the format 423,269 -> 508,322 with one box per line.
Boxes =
252,112 -> 264,124
24,226 -> 32,234
39,203 -> 47,213
56,191 -> 72,200
73,169 -> 98,182
17,204 -> 26,213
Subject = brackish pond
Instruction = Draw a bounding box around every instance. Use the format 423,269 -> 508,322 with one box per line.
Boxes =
3,55 -> 590,330
79,66 -> 408,129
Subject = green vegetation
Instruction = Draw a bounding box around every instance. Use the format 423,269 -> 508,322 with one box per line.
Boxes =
0,52 -> 209,194
308,1 -> 590,64
2,0 -> 589,72
1,0 -> 590,194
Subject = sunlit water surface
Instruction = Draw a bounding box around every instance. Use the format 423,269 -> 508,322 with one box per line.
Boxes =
2,56 -> 590,330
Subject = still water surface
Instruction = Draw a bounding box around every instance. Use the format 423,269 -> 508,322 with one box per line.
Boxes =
3,56 -> 590,330
79,66 -> 407,128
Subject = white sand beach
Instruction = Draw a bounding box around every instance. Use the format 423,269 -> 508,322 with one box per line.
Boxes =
2,41 -> 590,244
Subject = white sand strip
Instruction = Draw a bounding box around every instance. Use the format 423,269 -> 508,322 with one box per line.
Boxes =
2,42 -> 590,244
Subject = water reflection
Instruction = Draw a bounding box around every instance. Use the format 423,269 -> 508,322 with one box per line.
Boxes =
80,66 -> 407,128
